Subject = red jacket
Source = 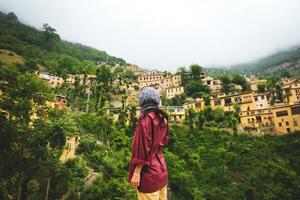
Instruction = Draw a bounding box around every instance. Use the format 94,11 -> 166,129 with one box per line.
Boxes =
128,111 -> 169,193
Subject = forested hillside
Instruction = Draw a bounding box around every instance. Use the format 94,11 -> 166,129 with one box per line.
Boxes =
0,11 -> 126,75
230,46 -> 300,76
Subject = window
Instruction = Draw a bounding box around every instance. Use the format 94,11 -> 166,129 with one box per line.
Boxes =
214,100 -> 221,106
276,110 -> 288,117
195,103 -> 202,108
256,116 -> 262,122
286,121 -> 289,126
224,98 -> 232,106
279,122 -> 282,127
287,128 -> 291,132
291,106 -> 300,115
293,120 -> 298,127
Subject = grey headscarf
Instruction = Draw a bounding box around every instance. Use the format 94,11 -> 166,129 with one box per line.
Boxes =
139,87 -> 160,112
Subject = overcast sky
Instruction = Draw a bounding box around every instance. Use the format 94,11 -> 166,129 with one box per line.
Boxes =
1,0 -> 300,71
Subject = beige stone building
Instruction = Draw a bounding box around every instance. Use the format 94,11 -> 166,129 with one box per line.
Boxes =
137,70 -> 165,88
183,98 -> 206,112
211,91 -> 272,113
211,91 -> 255,112
203,76 -> 222,93
66,74 -> 76,85
38,72 -> 64,88
137,70 -> 184,99
240,103 -> 300,135
166,106 -> 185,122
162,75 -> 181,88
271,104 -> 300,135
165,86 -> 184,99
283,82 -> 300,105
65,74 -> 97,87
240,107 -> 274,133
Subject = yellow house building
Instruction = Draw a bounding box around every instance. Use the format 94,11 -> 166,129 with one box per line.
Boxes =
137,71 -> 183,94
59,136 -> 80,162
253,93 -> 270,109
162,75 -> 181,88
137,70 -> 165,88
271,104 -> 300,135
166,106 -> 185,122
203,76 -> 222,93
283,82 -> 300,105
240,103 -> 300,135
211,91 -> 255,112
239,107 -> 274,133
165,86 -> 184,99
183,98 -> 206,112
38,72 -> 64,88
66,74 -> 76,85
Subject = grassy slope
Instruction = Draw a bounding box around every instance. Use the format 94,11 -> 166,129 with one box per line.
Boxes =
0,49 -> 24,65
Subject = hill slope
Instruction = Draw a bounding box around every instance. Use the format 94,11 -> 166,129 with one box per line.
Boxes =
0,11 -> 126,74
230,46 -> 300,75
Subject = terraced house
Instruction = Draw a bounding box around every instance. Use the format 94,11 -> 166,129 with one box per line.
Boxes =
137,70 -> 185,99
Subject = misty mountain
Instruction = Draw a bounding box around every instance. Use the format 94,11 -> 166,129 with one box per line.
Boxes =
230,46 -> 300,75
0,11 -> 126,74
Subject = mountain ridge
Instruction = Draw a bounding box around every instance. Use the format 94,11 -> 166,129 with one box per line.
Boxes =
229,45 -> 300,75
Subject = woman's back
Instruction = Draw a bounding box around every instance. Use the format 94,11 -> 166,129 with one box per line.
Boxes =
129,110 -> 169,193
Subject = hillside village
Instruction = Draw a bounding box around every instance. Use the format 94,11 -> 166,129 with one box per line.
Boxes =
38,65 -> 300,136
1,9 -> 300,200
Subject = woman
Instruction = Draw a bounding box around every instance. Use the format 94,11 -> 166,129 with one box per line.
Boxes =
128,87 -> 169,200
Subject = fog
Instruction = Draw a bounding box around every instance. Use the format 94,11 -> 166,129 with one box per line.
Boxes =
1,0 -> 300,71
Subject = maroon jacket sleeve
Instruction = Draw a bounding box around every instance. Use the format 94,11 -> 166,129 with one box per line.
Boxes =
130,115 -> 153,167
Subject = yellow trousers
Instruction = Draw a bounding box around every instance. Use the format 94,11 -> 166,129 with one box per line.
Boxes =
137,185 -> 167,200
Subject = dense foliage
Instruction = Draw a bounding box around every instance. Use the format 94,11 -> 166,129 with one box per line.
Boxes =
177,64 -> 211,98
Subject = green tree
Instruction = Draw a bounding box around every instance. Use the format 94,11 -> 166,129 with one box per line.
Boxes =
232,74 -> 250,91
6,12 -> 18,21
197,112 -> 205,130
190,64 -> 203,79
42,23 -> 60,50
257,83 -> 266,93
185,80 -> 210,97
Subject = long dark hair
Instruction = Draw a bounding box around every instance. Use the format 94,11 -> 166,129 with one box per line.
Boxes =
142,107 -> 168,126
